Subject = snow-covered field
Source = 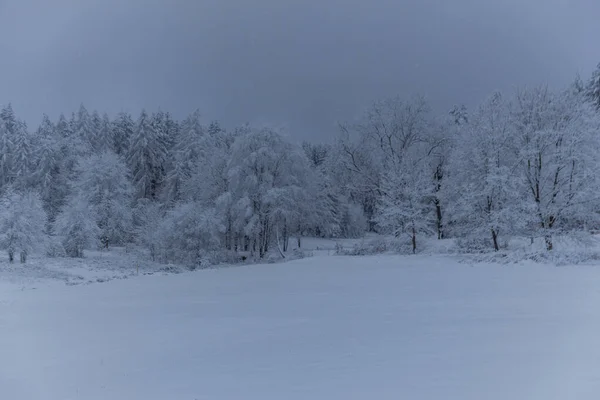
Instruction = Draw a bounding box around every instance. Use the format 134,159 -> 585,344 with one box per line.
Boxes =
3,253 -> 600,399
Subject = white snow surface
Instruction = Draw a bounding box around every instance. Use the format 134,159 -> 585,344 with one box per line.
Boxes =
3,254 -> 600,399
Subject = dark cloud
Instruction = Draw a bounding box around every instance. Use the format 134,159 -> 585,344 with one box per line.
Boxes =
0,0 -> 598,140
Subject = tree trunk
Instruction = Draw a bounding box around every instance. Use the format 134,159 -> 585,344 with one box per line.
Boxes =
226,217 -> 233,251
276,228 -> 286,259
433,167 -> 444,240
259,219 -> 270,258
545,235 -> 553,251
435,199 -> 443,240
491,229 -> 499,252
20,251 -> 26,264
282,222 -> 289,252
297,236 -> 301,248
411,226 -> 417,254
8,250 -> 14,263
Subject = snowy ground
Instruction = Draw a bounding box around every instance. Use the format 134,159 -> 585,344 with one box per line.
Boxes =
0,247 -> 187,290
3,253 -> 600,399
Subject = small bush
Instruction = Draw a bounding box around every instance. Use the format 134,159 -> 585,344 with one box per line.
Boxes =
337,237 -> 390,256
45,238 -> 66,258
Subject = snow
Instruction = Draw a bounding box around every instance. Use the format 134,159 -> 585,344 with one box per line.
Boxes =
3,254 -> 600,399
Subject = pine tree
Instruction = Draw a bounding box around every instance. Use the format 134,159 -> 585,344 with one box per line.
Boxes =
586,63 -> 600,110
0,122 -> 13,190
112,112 -> 134,157
1,103 -> 18,136
55,113 -> 72,139
34,129 -> 67,228
89,110 -> 103,151
95,113 -> 113,153
127,110 -> 167,200
11,125 -> 33,191
73,104 -> 94,154
163,110 -> 204,203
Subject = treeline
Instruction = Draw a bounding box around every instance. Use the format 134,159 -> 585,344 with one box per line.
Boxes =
3,64 -> 600,263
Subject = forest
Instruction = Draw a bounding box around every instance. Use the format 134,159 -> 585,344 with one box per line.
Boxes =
2,65 -> 600,265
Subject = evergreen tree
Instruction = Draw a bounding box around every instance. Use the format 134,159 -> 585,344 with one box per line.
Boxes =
127,110 -> 167,200
55,113 -> 73,139
34,127 -> 67,228
73,104 -> 94,154
89,110 -> 103,151
0,103 -> 18,136
163,110 -> 204,203
112,112 -> 135,157
11,125 -> 33,191
95,113 -> 113,153
586,63 -> 600,110
0,122 -> 13,190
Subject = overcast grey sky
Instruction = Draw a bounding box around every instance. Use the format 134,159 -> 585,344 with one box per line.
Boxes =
0,0 -> 598,140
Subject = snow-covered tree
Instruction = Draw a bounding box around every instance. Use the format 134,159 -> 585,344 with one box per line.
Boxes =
182,127 -> 240,248
112,112 -> 134,157
1,103 -> 18,136
127,110 -> 168,200
54,196 -> 100,258
0,122 -> 13,190
449,92 -> 530,251
510,85 -> 600,250
0,190 -> 47,263
133,199 -> 164,261
162,110 -> 204,203
336,95 -> 432,229
156,202 -> 223,265
74,151 -> 134,248
93,113 -> 114,153
11,124 -> 33,191
73,104 -> 94,154
376,159 -> 433,253
228,128 -> 312,257
31,119 -> 70,228
586,63 -> 600,110
55,113 -> 73,139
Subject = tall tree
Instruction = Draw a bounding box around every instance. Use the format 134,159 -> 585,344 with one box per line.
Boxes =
586,63 -> 600,110
73,104 -> 94,154
376,158 -> 433,254
511,85 -> 600,250
112,112 -> 134,157
54,195 -> 100,258
449,92 -> 529,251
127,110 -> 168,200
74,151 -> 134,248
0,190 -> 47,263
11,124 -> 33,191
228,128 -> 312,257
